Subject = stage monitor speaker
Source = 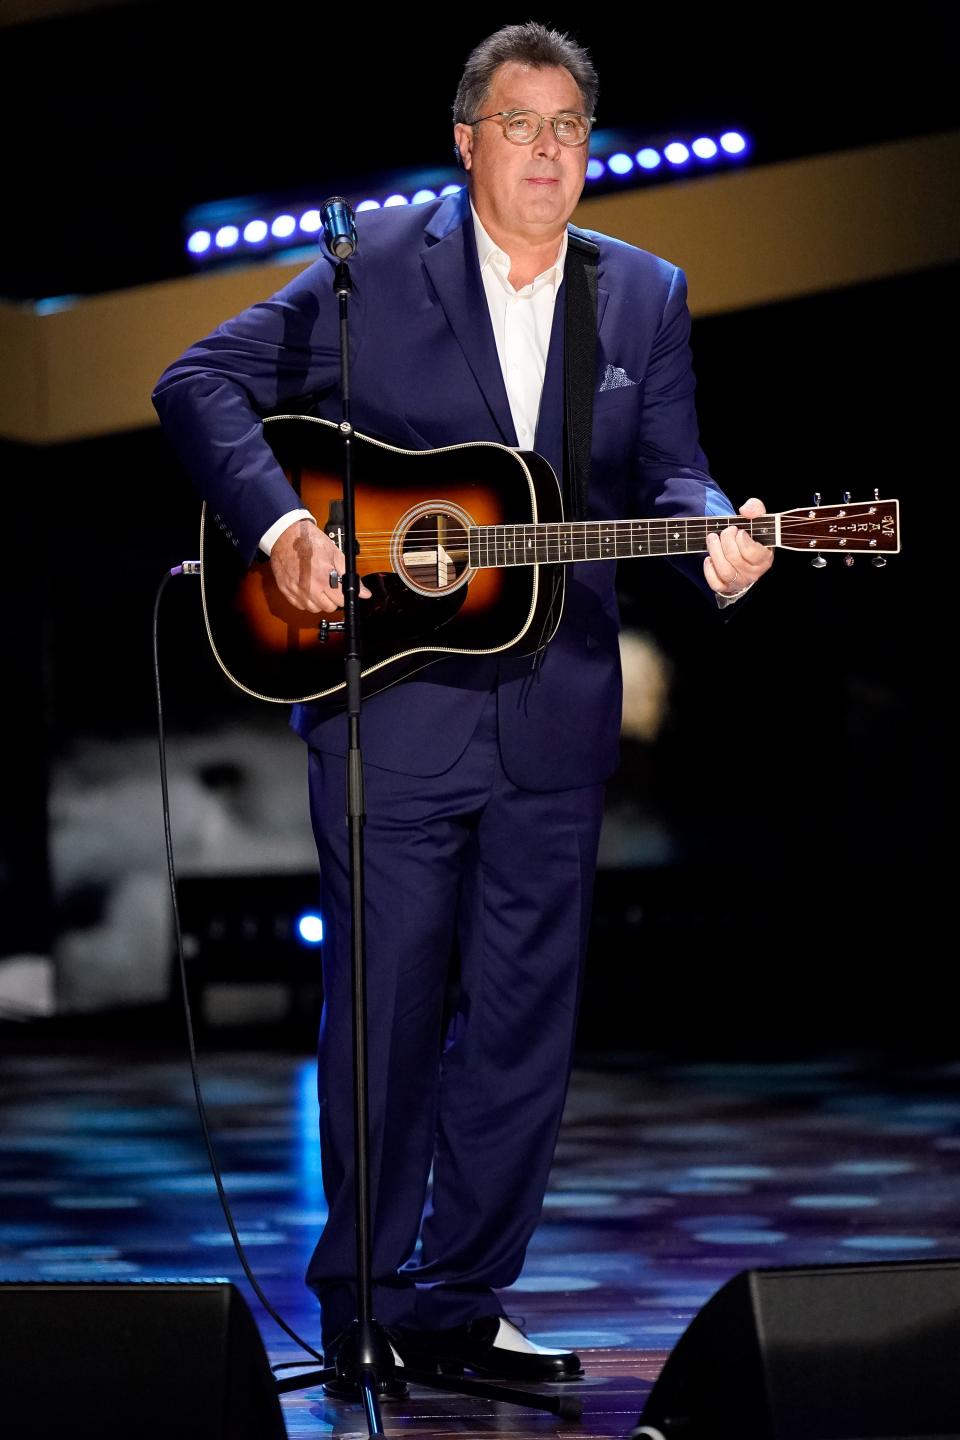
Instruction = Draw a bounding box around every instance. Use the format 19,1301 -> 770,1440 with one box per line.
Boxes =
0,1280 -> 287,1439
633,1259 -> 960,1440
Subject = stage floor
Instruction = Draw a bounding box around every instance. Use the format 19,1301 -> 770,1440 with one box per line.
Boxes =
2,1035 -> 959,1437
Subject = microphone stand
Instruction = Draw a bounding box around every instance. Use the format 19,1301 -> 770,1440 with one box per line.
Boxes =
275,208 -> 582,1438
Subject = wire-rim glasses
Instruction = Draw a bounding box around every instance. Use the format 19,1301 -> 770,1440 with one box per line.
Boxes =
465,109 -> 594,147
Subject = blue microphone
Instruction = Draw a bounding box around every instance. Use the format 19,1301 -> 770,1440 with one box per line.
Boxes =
320,196 -> 358,260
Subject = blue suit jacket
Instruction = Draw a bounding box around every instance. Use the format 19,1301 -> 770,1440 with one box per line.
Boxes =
153,189 -> 736,791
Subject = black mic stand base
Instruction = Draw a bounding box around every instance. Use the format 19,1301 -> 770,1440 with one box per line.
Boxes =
276,1321 -> 585,1424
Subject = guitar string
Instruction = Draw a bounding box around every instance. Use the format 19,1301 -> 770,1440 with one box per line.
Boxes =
283,515 -> 893,566
330,519 -> 774,539
310,515 -> 888,544
319,523 -> 774,550
298,508 -> 892,536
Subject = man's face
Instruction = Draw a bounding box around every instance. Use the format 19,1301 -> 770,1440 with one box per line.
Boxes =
454,61 -> 589,241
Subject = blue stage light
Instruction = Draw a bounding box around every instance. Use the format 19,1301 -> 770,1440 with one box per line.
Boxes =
184,123 -> 752,267
297,914 -> 324,945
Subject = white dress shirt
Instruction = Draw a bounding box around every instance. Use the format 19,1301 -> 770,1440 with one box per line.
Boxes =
471,204 -> 567,451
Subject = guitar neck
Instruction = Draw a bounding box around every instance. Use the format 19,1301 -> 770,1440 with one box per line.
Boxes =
467,497 -> 900,566
468,514 -> 777,568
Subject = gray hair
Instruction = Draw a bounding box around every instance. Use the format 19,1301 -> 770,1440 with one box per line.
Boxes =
453,22 -> 598,125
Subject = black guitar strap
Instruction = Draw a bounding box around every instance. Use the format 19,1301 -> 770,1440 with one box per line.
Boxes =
563,231 -> 600,521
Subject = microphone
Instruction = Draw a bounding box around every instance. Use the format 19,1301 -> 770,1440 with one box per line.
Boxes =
320,196 -> 358,260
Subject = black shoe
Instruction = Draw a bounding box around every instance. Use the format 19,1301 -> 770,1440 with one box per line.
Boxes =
394,1316 -> 584,1382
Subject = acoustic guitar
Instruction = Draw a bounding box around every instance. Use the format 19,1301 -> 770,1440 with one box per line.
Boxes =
200,414 -> 900,704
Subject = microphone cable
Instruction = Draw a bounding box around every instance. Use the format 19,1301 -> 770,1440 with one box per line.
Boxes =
153,563 -> 323,1365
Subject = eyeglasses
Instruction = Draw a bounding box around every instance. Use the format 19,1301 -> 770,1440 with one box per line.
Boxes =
465,109 -> 594,147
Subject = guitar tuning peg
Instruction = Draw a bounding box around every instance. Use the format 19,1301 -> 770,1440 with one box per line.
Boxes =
813,492 -> 822,506
843,555 -> 855,568
842,491 -> 852,503
811,555 -> 828,569
871,556 -> 887,569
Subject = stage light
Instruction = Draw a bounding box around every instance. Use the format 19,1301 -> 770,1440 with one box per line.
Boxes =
297,914 -> 324,945
184,123 -> 754,265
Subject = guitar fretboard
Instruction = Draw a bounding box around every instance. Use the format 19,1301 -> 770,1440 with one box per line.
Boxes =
467,515 -> 776,568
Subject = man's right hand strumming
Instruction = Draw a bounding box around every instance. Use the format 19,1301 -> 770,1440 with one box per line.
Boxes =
269,518 -> 371,613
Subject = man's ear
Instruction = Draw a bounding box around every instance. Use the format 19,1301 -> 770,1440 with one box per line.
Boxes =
453,122 -> 473,172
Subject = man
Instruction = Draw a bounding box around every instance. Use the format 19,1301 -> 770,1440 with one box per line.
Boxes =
154,22 -> 773,1389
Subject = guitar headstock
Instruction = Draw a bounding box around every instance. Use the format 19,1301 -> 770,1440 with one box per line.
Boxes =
779,493 -> 900,564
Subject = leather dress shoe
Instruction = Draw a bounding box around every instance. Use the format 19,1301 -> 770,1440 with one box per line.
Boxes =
393,1316 -> 583,1382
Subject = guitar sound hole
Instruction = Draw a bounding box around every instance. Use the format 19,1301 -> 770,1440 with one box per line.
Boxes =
395,504 -> 473,596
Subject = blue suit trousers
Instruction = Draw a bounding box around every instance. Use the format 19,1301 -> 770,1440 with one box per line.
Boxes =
305,685 -> 605,1346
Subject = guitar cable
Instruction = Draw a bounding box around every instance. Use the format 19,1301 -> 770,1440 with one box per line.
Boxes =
153,563 -> 324,1365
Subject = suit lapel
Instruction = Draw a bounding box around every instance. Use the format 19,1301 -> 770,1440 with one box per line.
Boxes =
422,196 -> 517,445
419,202 -> 611,452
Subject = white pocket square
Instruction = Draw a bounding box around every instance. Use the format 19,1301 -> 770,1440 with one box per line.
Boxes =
599,364 -> 639,392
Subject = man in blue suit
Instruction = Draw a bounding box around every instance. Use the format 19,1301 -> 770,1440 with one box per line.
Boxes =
154,21 -> 773,1387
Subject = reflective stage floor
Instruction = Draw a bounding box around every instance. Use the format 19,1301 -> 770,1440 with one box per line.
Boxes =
2,1031 -> 959,1437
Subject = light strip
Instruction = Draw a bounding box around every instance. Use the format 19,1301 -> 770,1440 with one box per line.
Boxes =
185,131 -> 751,263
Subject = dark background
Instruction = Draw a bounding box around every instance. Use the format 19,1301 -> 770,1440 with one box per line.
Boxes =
1,3 -> 954,1042
2,2 -> 956,300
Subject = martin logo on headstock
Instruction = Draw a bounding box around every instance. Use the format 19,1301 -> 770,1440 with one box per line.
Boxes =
799,490 -> 900,570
